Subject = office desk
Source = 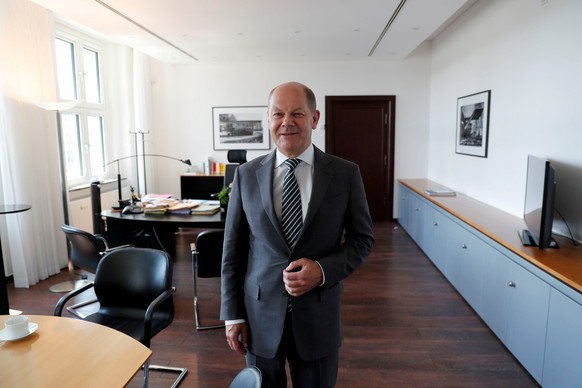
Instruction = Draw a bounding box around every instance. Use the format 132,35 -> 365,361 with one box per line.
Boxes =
0,314 -> 151,387
0,204 -> 31,315
102,209 -> 225,258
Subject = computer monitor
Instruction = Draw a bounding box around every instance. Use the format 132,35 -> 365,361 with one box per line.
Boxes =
519,155 -> 558,249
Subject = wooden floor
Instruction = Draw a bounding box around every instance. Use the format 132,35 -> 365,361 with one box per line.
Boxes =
6,221 -> 539,387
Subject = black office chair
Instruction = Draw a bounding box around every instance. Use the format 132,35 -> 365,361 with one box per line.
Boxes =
191,229 -> 225,330
227,149 -> 247,164
50,224 -> 117,317
224,163 -> 239,187
50,224 -> 108,294
54,247 -> 188,387
229,366 -> 262,388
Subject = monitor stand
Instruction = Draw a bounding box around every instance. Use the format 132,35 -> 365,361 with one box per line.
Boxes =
519,229 -> 535,246
518,229 -> 558,248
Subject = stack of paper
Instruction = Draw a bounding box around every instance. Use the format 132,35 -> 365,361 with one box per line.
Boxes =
167,202 -> 200,215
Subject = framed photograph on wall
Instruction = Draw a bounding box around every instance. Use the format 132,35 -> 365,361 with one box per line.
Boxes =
212,106 -> 270,150
455,90 -> 491,158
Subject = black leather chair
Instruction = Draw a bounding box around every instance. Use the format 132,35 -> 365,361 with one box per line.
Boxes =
54,247 -> 188,387
227,149 -> 247,164
50,224 -> 118,317
229,366 -> 262,388
224,163 -> 239,187
191,229 -> 225,330
50,224 -> 108,294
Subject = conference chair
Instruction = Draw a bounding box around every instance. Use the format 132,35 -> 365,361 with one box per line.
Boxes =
54,247 -> 188,388
227,149 -> 247,164
229,366 -> 262,388
50,224 -> 108,293
191,229 -> 225,330
50,224 -> 117,317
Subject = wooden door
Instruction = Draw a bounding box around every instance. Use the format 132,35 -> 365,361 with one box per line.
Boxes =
325,96 -> 395,221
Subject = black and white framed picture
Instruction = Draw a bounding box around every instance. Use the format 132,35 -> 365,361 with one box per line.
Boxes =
212,106 -> 270,150
455,90 -> 491,158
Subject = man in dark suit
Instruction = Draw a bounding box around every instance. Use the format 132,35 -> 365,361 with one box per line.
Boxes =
221,81 -> 374,387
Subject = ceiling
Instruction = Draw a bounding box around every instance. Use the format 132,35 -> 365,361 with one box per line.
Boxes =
31,0 -> 476,65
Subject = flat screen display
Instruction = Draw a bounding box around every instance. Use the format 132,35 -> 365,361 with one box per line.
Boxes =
521,155 -> 557,249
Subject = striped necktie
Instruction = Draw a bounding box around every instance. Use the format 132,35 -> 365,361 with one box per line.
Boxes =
282,158 -> 302,249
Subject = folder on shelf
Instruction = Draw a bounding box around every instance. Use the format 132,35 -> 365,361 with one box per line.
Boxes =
424,189 -> 456,197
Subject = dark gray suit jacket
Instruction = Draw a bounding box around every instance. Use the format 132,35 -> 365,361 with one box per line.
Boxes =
220,146 -> 374,361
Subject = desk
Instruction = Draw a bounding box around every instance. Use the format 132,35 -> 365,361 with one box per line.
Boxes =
0,314 -> 151,387
102,209 -> 225,258
0,204 -> 31,315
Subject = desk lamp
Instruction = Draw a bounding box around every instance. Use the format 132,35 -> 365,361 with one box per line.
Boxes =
104,154 -> 191,207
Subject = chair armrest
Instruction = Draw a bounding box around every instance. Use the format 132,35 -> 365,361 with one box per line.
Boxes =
143,287 -> 176,341
54,282 -> 95,316
95,234 -> 109,250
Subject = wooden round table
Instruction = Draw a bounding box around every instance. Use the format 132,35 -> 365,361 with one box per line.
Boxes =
0,314 -> 151,387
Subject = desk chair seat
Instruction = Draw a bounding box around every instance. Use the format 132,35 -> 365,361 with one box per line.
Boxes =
54,247 -> 188,387
191,229 -> 225,330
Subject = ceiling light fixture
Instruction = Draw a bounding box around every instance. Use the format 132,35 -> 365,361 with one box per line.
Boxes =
94,0 -> 198,61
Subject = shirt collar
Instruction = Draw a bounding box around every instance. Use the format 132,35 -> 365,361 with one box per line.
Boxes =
275,145 -> 314,167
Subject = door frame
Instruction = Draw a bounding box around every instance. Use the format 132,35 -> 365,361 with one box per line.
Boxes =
325,95 -> 395,221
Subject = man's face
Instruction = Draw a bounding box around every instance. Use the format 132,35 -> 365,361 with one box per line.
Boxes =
268,84 -> 320,158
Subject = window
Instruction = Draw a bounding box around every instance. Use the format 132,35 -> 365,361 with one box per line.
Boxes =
54,28 -> 107,186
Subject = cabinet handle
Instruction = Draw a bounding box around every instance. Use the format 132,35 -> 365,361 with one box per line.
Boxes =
433,222 -> 438,226
461,244 -> 467,249
79,205 -> 88,210
508,281 -> 516,288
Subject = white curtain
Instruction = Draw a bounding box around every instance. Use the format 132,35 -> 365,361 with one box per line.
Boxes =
0,0 -> 68,287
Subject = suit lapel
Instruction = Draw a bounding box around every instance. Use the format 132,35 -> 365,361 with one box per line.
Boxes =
303,147 -> 333,230
256,151 -> 284,239
255,147 -> 334,252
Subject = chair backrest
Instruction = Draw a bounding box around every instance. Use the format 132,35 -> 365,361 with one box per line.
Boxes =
227,149 -> 247,164
195,229 -> 224,278
94,247 -> 174,321
229,366 -> 262,388
224,163 -> 239,187
60,224 -> 107,273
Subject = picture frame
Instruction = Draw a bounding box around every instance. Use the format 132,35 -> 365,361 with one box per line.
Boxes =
212,106 -> 270,150
455,90 -> 491,158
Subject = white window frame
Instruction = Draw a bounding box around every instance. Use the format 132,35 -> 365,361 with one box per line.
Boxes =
55,24 -> 110,188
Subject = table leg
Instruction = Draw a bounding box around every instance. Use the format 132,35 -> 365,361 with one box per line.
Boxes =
0,237 -> 10,314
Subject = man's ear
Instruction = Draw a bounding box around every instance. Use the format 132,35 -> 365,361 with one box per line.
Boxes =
312,109 -> 321,129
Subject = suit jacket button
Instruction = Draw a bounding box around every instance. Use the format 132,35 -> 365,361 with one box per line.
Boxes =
282,291 -> 289,297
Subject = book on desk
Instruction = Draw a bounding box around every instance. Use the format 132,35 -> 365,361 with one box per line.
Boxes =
189,203 -> 221,215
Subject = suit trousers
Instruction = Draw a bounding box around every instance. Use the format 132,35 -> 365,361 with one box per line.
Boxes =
246,313 -> 339,388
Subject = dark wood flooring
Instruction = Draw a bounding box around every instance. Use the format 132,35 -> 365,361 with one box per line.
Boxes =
6,222 -> 539,387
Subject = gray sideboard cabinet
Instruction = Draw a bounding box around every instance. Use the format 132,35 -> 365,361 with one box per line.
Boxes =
398,179 -> 582,386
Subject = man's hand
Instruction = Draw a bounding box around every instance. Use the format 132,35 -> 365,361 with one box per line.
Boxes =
225,322 -> 248,356
283,258 -> 323,297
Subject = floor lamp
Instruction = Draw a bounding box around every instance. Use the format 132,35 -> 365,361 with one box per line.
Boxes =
36,101 -> 92,293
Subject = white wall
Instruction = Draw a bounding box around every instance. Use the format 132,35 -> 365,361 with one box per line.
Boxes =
428,0 -> 582,241
148,0 -> 582,242
148,48 -> 432,209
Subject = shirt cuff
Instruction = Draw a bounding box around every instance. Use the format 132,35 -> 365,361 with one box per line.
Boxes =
225,319 -> 246,326
315,260 -> 325,286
